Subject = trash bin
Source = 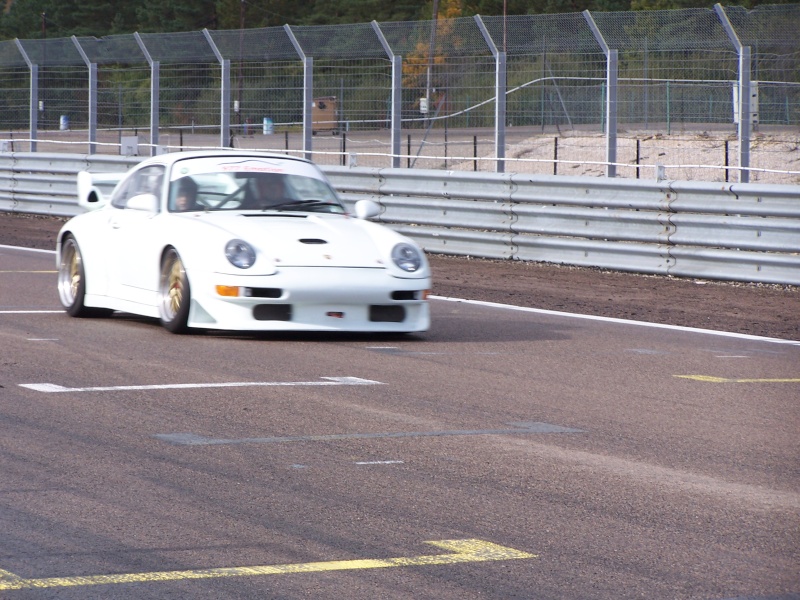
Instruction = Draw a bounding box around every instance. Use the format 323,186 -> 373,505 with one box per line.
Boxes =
312,96 -> 338,135
262,117 -> 274,135
59,115 -> 70,131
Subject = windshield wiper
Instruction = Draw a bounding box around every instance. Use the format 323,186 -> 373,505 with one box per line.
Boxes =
266,200 -> 341,212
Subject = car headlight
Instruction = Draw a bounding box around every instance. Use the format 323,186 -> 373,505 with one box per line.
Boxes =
391,243 -> 422,272
225,239 -> 256,269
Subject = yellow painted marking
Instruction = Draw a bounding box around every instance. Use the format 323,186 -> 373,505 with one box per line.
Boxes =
0,539 -> 536,591
676,375 -> 800,383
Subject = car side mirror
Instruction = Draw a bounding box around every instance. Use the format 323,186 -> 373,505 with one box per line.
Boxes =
354,199 -> 381,220
126,193 -> 159,213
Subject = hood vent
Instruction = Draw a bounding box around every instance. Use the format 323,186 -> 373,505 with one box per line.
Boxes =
299,238 -> 328,244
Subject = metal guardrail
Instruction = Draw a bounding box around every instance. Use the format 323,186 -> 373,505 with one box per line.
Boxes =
1,152 -> 799,285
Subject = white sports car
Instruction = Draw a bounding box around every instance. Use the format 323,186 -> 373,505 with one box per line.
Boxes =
56,151 -> 431,333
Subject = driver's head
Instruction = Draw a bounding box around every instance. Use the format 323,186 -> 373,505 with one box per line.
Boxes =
175,177 -> 198,211
254,174 -> 285,203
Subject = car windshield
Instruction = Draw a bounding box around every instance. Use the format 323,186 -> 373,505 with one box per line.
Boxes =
168,170 -> 345,214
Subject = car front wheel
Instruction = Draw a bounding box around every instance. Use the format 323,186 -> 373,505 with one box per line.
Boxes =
158,248 -> 191,333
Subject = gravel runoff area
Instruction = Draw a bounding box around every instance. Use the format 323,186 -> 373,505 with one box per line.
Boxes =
2,211 -> 798,342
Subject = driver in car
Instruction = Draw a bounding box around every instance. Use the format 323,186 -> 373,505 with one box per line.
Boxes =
174,177 -> 199,212
248,173 -> 289,209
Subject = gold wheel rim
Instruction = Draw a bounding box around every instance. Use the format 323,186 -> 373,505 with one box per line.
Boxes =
68,248 -> 80,300
165,258 -> 183,317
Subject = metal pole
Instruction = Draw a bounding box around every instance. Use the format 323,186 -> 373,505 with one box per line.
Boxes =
203,29 -> 230,149
151,62 -> 160,152
134,32 -> 159,155
606,49 -> 618,178
496,52 -> 507,173
738,47 -> 751,183
715,3 -> 750,183
285,25 -> 313,160
88,63 -> 97,154
15,40 -> 37,152
584,10 -> 617,178
372,21 -> 402,168
426,0 -> 440,128
29,64 -> 38,152
475,15 -> 506,173
71,36 -> 97,154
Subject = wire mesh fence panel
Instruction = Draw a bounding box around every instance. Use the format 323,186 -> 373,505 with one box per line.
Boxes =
0,67 -> 30,134
0,6 -> 797,182
723,4 -> 800,182
97,66 -> 152,131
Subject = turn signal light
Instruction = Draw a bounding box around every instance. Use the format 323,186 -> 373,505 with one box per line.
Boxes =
216,285 -> 240,297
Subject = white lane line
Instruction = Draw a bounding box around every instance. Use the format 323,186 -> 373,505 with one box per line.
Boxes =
19,376 -> 383,393
431,295 -> 800,346
0,245 -> 55,254
6,244 -> 797,345
0,310 -> 63,314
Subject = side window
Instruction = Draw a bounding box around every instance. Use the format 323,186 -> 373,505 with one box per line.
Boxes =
110,175 -> 132,209
110,165 -> 165,209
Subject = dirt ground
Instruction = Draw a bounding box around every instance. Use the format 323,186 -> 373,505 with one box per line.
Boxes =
1,211 -> 798,342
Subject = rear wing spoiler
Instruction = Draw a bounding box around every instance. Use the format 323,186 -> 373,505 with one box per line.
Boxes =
77,171 -> 127,211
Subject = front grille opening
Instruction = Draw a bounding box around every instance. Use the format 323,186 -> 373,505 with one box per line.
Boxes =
253,304 -> 292,321
390,290 -> 422,301
369,305 -> 406,323
246,287 -> 283,298
299,238 -> 328,244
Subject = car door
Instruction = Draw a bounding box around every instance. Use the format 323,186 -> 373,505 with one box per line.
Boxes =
106,165 -> 166,306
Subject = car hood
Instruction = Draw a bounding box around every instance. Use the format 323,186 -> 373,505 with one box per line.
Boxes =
186,211 -> 387,269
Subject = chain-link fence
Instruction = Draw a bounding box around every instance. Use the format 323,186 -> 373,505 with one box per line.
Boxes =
1,4 -> 798,183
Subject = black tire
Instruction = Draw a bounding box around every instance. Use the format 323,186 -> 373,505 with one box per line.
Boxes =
158,248 -> 191,334
57,234 -> 111,318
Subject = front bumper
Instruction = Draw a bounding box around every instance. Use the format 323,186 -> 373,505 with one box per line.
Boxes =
187,266 -> 431,332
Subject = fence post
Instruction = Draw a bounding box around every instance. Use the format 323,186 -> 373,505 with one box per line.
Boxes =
553,137 -> 558,175
715,3 -> 751,183
584,10 -> 618,177
285,25 -> 313,161
737,46 -> 752,183
372,21 -> 402,168
475,15 -> 506,173
14,40 -> 37,152
71,36 -> 97,155
203,29 -> 231,149
135,33 -> 160,156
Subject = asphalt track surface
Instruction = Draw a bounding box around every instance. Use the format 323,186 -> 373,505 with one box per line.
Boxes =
1,244 -> 799,599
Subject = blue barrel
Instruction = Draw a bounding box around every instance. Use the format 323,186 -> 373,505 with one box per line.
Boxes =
59,115 -> 69,131
262,117 -> 273,135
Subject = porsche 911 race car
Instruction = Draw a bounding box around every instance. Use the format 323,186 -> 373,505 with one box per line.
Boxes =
56,151 -> 430,333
